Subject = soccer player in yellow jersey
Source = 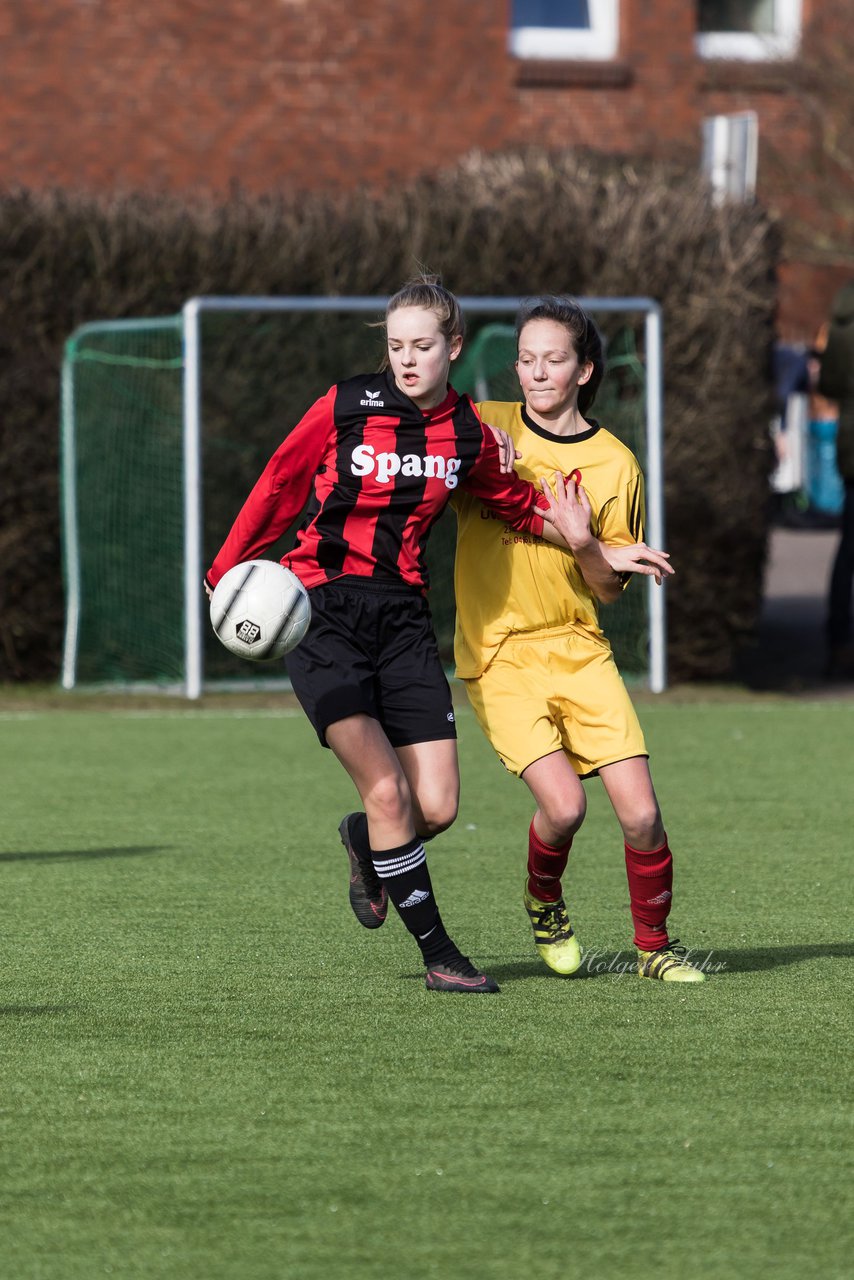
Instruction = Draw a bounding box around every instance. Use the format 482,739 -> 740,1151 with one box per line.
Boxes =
453,296 -> 707,983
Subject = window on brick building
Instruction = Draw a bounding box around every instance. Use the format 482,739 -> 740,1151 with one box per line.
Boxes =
696,0 -> 801,59
510,0 -> 619,60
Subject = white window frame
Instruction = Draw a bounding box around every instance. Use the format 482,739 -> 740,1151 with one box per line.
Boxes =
696,0 -> 801,60
510,0 -> 619,61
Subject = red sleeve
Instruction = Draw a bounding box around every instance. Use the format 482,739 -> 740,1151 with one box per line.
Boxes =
462,422 -> 547,537
207,389 -> 335,587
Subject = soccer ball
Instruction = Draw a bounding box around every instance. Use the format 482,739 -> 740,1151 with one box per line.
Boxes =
209,560 -> 311,662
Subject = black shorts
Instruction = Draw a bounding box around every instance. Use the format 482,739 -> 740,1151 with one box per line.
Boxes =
285,577 -> 457,749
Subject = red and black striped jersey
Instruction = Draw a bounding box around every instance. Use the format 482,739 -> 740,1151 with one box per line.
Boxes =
207,369 -> 547,593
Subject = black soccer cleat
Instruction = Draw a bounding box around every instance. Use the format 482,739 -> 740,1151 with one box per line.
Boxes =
425,954 -> 500,994
338,813 -> 388,929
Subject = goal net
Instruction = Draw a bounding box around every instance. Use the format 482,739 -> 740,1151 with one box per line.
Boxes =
61,298 -> 664,694
61,318 -> 185,686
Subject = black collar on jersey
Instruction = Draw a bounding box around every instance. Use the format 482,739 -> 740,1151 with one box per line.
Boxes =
380,368 -> 459,421
521,403 -> 600,443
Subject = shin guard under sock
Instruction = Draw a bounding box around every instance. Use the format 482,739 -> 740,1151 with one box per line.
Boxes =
371,836 -> 454,964
527,819 -> 572,903
624,838 -> 673,950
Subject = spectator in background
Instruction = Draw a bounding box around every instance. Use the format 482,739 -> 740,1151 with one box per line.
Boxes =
805,326 -> 843,520
818,280 -> 854,680
773,342 -> 810,415
770,341 -> 810,521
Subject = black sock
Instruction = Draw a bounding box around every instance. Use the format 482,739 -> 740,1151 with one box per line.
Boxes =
371,836 -> 456,965
350,811 -> 371,858
358,810 -> 435,853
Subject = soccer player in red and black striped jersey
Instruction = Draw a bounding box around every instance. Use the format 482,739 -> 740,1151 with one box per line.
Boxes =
206,277 -> 563,994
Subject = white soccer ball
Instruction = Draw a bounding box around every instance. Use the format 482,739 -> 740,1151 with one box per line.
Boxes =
209,560 -> 311,662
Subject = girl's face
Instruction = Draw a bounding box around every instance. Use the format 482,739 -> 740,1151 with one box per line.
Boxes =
387,305 -> 462,410
516,318 -> 593,417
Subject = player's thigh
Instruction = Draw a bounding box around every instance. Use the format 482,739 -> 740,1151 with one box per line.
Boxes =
285,585 -> 379,744
463,650 -> 562,777
375,597 -> 458,748
326,713 -> 411,821
552,635 -> 648,777
395,738 -> 460,834
521,750 -> 587,834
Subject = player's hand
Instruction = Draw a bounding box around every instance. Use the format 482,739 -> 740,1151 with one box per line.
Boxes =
486,423 -> 522,474
203,579 -> 213,600
539,472 -> 594,550
600,542 -> 674,585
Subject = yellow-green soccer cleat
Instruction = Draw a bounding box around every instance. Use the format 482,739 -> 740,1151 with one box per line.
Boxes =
637,939 -> 707,983
524,885 -> 582,976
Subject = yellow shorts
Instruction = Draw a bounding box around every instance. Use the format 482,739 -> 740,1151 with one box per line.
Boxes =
462,625 -> 648,779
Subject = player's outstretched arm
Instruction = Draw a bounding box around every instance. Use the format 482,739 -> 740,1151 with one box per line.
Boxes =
538,473 -> 623,602
599,541 -> 674,585
538,472 -> 673,601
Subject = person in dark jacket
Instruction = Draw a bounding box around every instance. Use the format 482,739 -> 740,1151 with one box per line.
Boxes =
818,280 -> 854,679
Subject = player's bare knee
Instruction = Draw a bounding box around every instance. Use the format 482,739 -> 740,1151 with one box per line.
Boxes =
364,772 -> 411,828
418,797 -> 458,838
622,804 -> 664,849
559,808 -> 586,844
541,793 -> 586,843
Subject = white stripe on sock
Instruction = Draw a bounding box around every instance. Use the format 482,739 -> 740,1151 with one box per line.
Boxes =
373,844 -> 426,879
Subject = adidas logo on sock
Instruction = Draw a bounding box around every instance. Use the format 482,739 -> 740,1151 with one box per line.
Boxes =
399,889 -> 430,909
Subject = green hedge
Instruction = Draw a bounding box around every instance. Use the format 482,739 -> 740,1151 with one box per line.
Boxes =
0,150 -> 778,682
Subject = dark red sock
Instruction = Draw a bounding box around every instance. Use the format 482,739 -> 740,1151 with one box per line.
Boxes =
526,820 -> 572,903
624,838 -> 673,950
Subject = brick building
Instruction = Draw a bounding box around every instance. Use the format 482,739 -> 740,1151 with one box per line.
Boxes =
1,0 -> 848,337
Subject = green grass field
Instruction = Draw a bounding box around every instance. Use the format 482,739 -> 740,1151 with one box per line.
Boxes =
1,689 -> 851,1279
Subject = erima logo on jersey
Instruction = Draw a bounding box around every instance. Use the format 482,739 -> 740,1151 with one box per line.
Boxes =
350,444 -> 462,488
360,388 -> 385,408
